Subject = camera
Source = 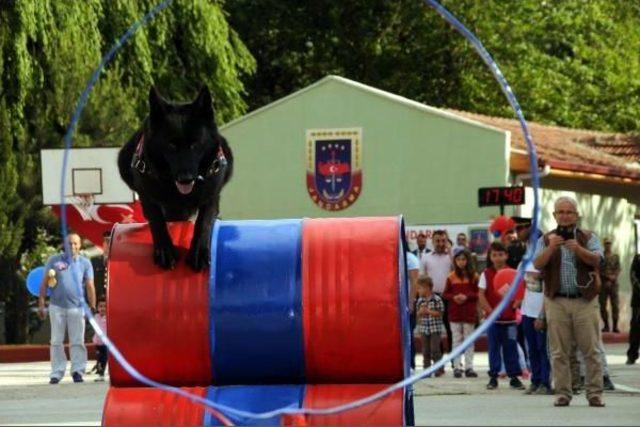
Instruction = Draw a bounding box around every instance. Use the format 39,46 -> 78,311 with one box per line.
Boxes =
555,225 -> 575,241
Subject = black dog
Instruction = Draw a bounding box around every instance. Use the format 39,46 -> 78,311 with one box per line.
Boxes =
118,86 -> 233,270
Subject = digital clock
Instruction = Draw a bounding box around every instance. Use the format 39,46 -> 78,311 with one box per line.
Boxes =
478,186 -> 526,207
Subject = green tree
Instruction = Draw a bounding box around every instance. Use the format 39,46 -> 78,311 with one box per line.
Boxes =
227,0 -> 640,133
0,0 -> 255,343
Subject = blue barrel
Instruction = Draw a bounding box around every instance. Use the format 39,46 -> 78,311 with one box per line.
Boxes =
210,220 -> 305,384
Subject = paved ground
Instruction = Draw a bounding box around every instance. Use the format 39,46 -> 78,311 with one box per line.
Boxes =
412,343 -> 640,426
1,343 -> 638,426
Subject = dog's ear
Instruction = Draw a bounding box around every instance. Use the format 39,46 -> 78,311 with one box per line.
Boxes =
149,86 -> 167,124
192,85 -> 215,124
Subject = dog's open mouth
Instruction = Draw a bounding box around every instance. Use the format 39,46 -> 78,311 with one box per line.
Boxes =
175,180 -> 195,195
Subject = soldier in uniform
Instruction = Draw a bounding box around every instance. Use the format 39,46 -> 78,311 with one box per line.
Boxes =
599,237 -> 621,333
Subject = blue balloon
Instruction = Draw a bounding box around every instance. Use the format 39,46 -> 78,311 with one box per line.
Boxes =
26,266 -> 51,297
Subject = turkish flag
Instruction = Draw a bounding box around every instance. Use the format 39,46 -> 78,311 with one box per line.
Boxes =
51,201 -> 146,248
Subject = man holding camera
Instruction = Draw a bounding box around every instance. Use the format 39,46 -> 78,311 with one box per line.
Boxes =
533,196 -> 604,408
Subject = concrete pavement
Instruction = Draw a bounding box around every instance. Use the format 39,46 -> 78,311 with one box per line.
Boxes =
412,343 -> 640,426
0,343 -> 638,426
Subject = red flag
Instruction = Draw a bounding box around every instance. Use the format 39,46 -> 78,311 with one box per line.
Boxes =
51,201 -> 146,248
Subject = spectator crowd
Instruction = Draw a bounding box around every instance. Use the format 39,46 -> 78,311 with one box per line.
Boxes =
409,196 -> 639,407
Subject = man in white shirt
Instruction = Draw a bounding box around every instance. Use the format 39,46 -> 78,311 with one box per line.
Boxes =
420,230 -> 453,353
413,233 -> 431,264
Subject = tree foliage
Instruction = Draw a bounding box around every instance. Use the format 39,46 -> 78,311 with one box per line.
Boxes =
0,0 -> 255,343
3,0 -> 639,343
227,0 -> 640,132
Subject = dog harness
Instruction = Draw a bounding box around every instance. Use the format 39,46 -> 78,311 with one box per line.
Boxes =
131,132 -> 228,179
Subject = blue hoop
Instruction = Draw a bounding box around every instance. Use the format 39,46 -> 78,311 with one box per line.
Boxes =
58,0 -> 542,422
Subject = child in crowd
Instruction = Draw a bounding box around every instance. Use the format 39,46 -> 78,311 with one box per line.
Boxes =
92,297 -> 108,382
416,275 -> 445,376
478,241 -> 525,390
520,262 -> 552,394
443,248 -> 479,378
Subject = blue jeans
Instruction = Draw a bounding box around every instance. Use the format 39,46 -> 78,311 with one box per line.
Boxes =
487,322 -> 521,378
522,315 -> 551,387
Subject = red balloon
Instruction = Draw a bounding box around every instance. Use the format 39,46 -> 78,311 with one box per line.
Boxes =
493,268 -> 525,301
489,215 -> 516,237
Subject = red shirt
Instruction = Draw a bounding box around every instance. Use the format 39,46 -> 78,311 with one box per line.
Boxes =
482,267 -> 518,322
442,271 -> 479,323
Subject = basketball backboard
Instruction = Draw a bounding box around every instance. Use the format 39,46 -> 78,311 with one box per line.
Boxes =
41,147 -> 134,205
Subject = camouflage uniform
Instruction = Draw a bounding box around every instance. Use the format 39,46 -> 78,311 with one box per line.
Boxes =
599,252 -> 620,332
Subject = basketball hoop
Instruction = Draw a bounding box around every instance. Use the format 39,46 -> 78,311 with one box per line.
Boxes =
71,193 -> 95,210
65,193 -> 95,221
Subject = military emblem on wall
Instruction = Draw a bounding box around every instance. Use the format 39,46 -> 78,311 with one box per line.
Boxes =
306,128 -> 362,211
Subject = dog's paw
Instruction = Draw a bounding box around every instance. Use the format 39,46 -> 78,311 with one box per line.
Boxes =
153,241 -> 179,270
186,241 -> 210,271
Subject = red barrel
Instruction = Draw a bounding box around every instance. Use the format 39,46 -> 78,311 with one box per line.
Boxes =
107,222 -> 212,386
103,386 -> 208,426
303,384 -> 404,426
102,385 -> 405,426
302,217 -> 405,382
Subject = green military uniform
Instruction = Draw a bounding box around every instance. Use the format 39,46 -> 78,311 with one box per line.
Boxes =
599,252 -> 620,332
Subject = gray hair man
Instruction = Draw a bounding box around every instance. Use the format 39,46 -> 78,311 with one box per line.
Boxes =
533,196 -> 605,407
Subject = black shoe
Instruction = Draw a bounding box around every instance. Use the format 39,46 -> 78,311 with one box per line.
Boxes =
612,328 -> 620,333
464,368 -> 478,378
486,377 -> 498,390
603,375 -> 615,391
535,384 -> 554,395
524,383 -> 539,395
453,369 -> 463,378
509,377 -> 525,390
49,377 -> 60,385
72,372 -> 84,383
601,326 -> 609,333
626,358 -> 637,365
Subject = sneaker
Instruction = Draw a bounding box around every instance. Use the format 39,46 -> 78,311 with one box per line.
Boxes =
453,369 -> 463,378
535,385 -> 554,395
49,377 -> 60,385
94,375 -> 105,382
464,368 -> 478,378
72,372 -> 84,383
509,377 -> 525,390
486,377 -> 498,390
603,375 -> 615,391
524,383 -> 539,395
